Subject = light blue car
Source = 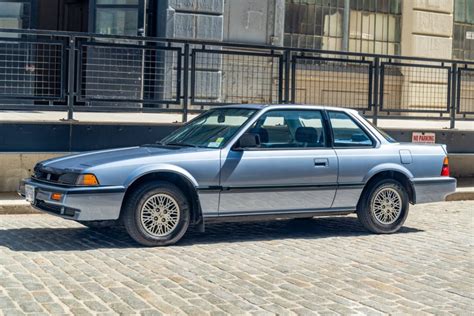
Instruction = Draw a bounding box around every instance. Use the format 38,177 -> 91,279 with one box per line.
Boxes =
19,105 -> 456,246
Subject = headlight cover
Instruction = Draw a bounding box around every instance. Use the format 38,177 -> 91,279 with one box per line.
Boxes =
57,173 -> 80,185
76,174 -> 100,186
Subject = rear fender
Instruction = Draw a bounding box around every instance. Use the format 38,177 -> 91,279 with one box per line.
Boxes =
363,163 -> 414,183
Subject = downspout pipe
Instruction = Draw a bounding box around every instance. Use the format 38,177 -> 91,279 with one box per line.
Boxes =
342,0 -> 350,51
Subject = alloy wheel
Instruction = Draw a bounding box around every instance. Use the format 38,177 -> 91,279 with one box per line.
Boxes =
371,187 -> 402,225
140,193 -> 180,237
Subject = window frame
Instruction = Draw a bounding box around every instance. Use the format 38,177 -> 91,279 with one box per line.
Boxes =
89,0 -> 145,36
0,0 -> 37,30
326,110 -> 377,149
236,109 -> 332,151
283,0 -> 402,55
453,0 -> 474,60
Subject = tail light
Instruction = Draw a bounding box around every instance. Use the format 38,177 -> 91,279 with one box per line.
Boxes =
440,157 -> 450,177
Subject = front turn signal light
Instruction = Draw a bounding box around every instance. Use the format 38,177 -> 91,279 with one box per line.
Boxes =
76,174 -> 99,186
51,193 -> 63,201
440,157 -> 450,177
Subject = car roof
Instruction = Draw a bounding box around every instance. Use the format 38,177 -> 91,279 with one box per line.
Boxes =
215,103 -> 358,114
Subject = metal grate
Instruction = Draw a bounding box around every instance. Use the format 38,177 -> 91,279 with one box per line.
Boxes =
457,68 -> 474,114
292,56 -> 373,110
380,62 -> 451,113
77,42 -> 180,105
191,49 -> 283,106
0,39 -> 64,100
0,28 -> 473,124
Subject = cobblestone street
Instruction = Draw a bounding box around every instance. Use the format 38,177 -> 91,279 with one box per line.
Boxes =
0,201 -> 472,315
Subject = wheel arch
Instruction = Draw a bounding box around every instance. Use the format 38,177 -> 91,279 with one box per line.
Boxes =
121,167 -> 202,225
359,166 -> 416,207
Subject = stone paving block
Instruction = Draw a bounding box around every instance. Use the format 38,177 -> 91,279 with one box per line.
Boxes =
0,201 -> 472,314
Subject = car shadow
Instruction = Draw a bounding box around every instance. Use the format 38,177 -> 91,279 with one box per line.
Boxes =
0,216 -> 423,252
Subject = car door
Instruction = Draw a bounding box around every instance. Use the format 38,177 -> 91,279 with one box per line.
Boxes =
327,110 -> 381,209
218,109 -> 338,215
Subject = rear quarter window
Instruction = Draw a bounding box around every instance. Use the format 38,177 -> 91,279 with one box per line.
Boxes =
328,111 -> 373,147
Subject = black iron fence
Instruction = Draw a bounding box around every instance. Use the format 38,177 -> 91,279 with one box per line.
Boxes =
0,28 -> 473,126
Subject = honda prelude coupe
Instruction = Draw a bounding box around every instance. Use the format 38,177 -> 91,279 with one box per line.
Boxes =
19,105 -> 456,246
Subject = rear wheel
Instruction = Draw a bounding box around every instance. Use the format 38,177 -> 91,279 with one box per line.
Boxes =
357,179 -> 409,234
122,181 -> 190,246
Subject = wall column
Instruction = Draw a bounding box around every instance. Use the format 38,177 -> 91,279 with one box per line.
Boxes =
399,0 -> 454,114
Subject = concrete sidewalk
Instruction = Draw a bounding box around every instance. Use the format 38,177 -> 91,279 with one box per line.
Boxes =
1,110 -> 473,130
1,179 -> 473,215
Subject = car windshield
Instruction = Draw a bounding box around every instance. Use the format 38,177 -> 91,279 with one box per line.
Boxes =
159,108 -> 257,148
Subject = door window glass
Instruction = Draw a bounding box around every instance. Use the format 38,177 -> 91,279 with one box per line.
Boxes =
249,110 -> 327,148
328,111 -> 373,147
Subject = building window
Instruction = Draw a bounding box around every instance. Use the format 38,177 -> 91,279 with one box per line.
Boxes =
453,0 -> 474,60
0,1 -> 33,33
93,0 -> 143,36
348,0 -> 401,55
284,0 -> 402,55
284,0 -> 345,50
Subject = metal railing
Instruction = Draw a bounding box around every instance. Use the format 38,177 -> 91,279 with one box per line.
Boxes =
0,28 -> 473,126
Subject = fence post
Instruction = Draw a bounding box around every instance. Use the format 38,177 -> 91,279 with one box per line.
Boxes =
66,36 -> 76,121
182,43 -> 190,123
290,53 -> 297,103
284,49 -> 291,103
372,57 -> 380,126
450,63 -> 457,129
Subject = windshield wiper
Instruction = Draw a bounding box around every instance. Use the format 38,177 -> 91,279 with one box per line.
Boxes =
162,142 -> 197,148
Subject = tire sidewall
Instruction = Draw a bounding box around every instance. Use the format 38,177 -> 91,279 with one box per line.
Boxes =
363,179 -> 409,233
125,181 -> 190,246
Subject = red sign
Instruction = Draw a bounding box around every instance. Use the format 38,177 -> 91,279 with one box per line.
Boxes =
412,132 -> 436,143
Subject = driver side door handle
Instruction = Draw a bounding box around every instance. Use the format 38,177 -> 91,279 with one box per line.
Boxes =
314,158 -> 329,167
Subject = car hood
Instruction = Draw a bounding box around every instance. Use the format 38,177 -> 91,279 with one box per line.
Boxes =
38,146 -> 209,172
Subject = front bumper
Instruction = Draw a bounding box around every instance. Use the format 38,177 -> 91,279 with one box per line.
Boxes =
19,178 -> 126,221
411,177 -> 457,204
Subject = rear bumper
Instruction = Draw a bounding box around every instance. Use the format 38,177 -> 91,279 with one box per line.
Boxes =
19,179 -> 125,221
411,177 -> 457,204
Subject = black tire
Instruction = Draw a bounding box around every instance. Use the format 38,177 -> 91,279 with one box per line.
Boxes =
79,220 -> 117,229
122,180 -> 190,246
357,178 -> 409,234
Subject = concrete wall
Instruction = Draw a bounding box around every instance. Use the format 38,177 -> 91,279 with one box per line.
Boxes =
293,69 -> 403,110
401,0 -> 454,59
0,153 -> 64,192
223,0 -> 284,46
399,0 -> 454,113
157,0 -> 224,110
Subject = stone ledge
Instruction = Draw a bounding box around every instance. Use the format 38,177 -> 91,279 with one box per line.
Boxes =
0,193 -> 39,215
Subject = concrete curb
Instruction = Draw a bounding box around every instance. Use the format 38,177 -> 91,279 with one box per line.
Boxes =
0,195 -> 39,215
446,191 -> 474,201
0,204 -> 39,215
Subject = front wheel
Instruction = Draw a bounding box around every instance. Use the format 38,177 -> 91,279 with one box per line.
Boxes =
357,179 -> 409,234
122,181 -> 190,246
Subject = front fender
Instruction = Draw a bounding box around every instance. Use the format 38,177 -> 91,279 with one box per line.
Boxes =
124,163 -> 199,189
363,163 -> 414,183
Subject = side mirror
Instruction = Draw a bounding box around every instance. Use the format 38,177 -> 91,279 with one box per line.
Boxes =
234,133 -> 260,150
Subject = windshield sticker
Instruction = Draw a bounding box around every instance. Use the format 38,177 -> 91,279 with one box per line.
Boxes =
215,137 -> 224,144
207,142 -> 220,148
